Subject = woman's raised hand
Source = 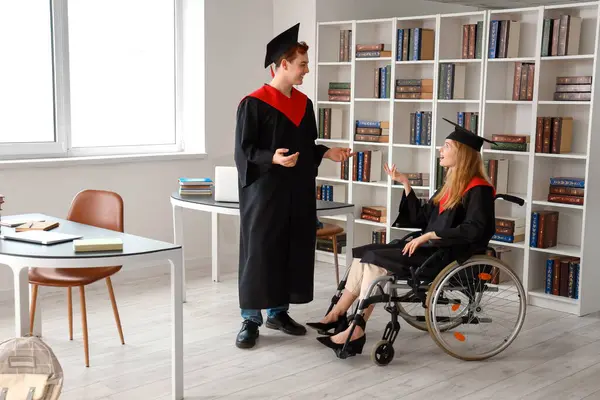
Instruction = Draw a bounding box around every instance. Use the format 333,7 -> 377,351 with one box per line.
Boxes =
384,162 -> 409,185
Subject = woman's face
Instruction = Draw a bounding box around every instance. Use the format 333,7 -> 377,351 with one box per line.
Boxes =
439,139 -> 458,168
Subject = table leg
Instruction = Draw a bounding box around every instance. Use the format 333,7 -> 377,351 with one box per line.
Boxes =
211,212 -> 219,282
172,204 -> 187,303
170,251 -> 184,400
13,267 -> 30,337
345,212 -> 354,268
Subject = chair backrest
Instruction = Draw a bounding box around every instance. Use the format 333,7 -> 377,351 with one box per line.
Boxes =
67,190 -> 124,233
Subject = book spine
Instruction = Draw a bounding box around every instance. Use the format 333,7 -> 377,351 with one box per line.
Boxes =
530,212 -> 539,248
541,19 -> 551,57
489,20 -> 499,59
476,21 -> 483,59
549,178 -> 585,188
545,258 -> 554,294
548,194 -> 584,205
397,29 -> 403,61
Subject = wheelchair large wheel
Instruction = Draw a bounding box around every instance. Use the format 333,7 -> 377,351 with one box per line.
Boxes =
395,288 -> 464,333
425,255 -> 526,361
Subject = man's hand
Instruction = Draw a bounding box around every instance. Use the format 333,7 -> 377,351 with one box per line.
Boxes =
272,148 -> 299,167
324,147 -> 355,162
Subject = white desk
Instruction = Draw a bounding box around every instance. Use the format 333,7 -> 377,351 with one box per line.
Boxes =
0,213 -> 185,400
170,193 -> 355,301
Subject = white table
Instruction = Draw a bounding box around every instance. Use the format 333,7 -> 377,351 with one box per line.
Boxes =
170,193 -> 355,302
0,213 -> 185,400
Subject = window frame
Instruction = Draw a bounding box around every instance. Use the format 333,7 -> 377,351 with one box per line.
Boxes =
0,0 -> 187,160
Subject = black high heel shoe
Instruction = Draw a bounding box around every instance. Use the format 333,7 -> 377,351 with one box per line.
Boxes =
306,312 -> 348,336
316,316 -> 366,359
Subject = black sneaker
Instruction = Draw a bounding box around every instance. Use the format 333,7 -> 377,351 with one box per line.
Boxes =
236,320 -> 259,349
265,312 -> 307,336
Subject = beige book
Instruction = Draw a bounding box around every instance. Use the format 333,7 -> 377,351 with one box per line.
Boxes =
73,238 -> 123,252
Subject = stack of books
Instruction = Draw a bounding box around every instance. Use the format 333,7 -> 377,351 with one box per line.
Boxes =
354,120 -> 389,143
361,206 -> 386,224
541,15 -> 582,57
461,22 -> 484,59
512,62 -> 535,101
392,172 -> 430,187
178,178 -> 213,196
488,20 -> 521,59
355,43 -> 391,58
409,111 -> 432,145
530,211 -> 559,249
545,256 -> 580,299
396,78 -> 433,100
396,28 -> 434,61
492,217 -> 525,243
554,76 -> 592,101
457,112 -> 479,134
338,29 -> 353,62
535,116 -> 573,154
328,82 -> 351,102
490,134 -> 529,152
547,177 -> 584,206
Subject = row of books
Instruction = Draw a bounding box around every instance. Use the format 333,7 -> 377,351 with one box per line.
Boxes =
535,116 -> 573,154
338,150 -> 383,181
409,111 -> 432,146
318,108 -> 343,139
361,206 -> 387,224
457,111 -> 479,134
490,134 -> 528,152
396,28 -> 434,61
396,78 -> 433,100
328,82 -> 351,102
553,76 -> 592,101
530,210 -> 558,249
356,43 -> 391,58
317,232 -> 346,254
316,184 -> 346,203
541,15 -> 582,57
488,20 -> 521,59
372,229 -> 387,244
374,65 -> 392,98
545,256 -> 580,299
546,176 -> 584,206
492,217 -> 525,243
512,62 -> 535,101
438,63 -> 466,100
484,159 -> 508,195
338,30 -> 353,62
461,22 -> 484,59
178,177 -> 212,196
434,157 -> 448,190
354,120 -> 389,143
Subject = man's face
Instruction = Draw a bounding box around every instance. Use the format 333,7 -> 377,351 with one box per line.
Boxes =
283,52 -> 309,85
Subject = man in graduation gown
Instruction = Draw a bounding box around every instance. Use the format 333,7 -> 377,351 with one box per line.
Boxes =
234,23 -> 354,349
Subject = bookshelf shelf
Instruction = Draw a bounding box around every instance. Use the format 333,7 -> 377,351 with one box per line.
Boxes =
315,1 -> 600,316
531,200 -> 584,210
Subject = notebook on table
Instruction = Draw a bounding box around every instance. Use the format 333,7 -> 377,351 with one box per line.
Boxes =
0,230 -> 82,245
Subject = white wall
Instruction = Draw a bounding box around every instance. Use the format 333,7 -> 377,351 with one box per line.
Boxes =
316,0 -> 479,21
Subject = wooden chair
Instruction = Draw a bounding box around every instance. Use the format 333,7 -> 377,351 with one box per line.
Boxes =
316,223 -> 344,284
28,189 -> 125,367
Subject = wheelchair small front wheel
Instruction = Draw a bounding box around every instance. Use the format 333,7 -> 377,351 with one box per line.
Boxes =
371,340 -> 395,366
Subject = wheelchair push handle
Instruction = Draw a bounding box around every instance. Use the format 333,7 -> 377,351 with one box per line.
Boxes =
495,193 -> 525,206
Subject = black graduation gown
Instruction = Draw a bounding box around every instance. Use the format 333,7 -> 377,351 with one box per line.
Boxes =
356,179 -> 496,278
234,84 -> 329,310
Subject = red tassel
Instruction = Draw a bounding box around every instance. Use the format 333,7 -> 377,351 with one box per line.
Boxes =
270,65 -> 275,78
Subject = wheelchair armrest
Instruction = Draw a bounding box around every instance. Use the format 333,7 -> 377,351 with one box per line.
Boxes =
390,231 -> 422,245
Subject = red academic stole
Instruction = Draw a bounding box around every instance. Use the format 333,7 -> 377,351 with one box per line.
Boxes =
246,84 -> 307,127
439,176 -> 495,214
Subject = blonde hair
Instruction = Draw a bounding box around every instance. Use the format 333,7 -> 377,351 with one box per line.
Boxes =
432,141 -> 491,210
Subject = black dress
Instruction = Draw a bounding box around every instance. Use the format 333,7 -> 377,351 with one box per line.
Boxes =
355,178 -> 496,279
234,84 -> 329,310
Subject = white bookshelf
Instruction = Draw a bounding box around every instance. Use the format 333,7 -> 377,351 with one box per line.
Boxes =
314,2 -> 600,316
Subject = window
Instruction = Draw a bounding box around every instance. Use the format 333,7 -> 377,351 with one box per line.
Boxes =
0,0 -> 197,160
68,0 -> 176,151
0,2 -> 55,146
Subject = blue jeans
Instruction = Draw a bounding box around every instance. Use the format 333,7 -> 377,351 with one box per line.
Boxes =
241,305 -> 288,326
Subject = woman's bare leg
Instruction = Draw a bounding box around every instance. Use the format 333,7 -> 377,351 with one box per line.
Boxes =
317,258 -> 363,324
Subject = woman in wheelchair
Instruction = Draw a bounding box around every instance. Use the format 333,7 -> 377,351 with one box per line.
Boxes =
308,118 -> 501,358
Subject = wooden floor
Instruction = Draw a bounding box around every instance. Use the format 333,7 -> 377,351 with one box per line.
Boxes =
2,260 -> 600,400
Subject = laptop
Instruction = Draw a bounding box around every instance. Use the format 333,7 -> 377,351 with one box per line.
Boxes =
214,166 -> 239,202
0,230 -> 83,245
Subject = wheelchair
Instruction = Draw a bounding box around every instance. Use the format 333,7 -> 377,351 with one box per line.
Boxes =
323,194 -> 527,366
